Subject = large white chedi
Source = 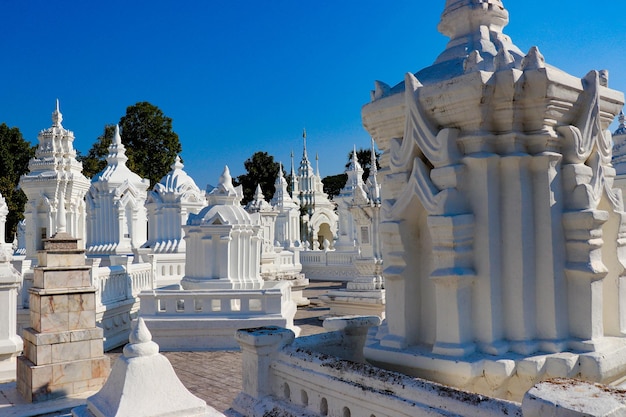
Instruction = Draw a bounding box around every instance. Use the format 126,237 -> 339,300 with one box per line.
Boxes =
86,125 -> 149,256
362,0 -> 626,400
19,101 -> 90,258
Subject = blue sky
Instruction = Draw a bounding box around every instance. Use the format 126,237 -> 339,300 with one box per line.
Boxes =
1,1 -> 625,188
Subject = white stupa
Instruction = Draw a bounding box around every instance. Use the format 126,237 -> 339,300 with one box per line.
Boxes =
139,156 -> 206,285
19,100 -> 90,259
139,166 -> 299,350
181,166 -> 262,290
291,130 -> 337,249
272,164 -> 301,249
86,125 -> 149,256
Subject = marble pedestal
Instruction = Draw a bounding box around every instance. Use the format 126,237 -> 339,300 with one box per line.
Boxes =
16,233 -> 109,402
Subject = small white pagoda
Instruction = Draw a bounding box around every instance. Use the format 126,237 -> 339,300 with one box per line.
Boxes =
138,155 -> 206,286
181,166 -> 262,290
19,100 -> 90,259
291,130 -> 337,249
140,167 -> 299,350
86,125 -> 149,257
320,144 -> 384,318
246,174 -> 309,306
272,164 -> 301,250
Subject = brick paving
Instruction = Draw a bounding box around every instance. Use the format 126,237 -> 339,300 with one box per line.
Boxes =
105,280 -> 344,413
0,280 -> 344,416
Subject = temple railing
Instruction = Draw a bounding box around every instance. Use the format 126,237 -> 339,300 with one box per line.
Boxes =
231,318 -> 523,417
91,260 -> 155,307
139,285 -> 289,317
300,250 -> 356,266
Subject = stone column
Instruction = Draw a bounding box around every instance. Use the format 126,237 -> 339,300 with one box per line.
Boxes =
428,214 -> 476,356
562,209 -> 608,348
16,233 -> 109,402
0,248 -> 23,383
500,154 -> 538,354
464,152 -> 508,355
529,152 -> 568,352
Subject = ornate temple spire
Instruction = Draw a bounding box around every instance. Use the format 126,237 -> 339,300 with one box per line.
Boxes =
350,145 -> 359,170
315,152 -> 320,177
370,138 -> 378,177
52,99 -> 63,127
106,125 -> 129,165
302,128 -> 308,159
425,0 -> 524,79
207,165 -> 241,204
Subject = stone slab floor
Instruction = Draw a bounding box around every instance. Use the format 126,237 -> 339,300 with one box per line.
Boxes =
0,281 -> 343,417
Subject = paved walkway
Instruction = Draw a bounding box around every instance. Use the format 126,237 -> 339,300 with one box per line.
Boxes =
0,281 -> 343,417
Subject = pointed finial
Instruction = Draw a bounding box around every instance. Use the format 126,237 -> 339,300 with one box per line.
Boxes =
52,99 -> 63,127
219,165 -> 234,189
113,124 -> 122,145
171,155 -> 184,170
302,129 -> 308,158
315,152 -> 320,176
620,111 -> 625,126
123,317 -> 159,358
279,162 -> 284,178
254,184 -> 265,201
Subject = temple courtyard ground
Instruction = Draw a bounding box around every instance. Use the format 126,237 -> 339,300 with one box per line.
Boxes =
0,281 -> 343,417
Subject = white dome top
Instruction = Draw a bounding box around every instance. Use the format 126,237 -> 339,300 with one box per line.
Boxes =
187,166 -> 252,226
152,156 -> 205,203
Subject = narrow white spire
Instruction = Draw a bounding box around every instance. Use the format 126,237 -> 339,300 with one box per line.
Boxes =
315,152 -> 320,177
113,124 -> 122,146
370,138 -> 378,176
52,99 -> 63,127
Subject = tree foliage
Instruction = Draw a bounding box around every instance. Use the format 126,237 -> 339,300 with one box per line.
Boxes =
322,173 -> 347,200
80,102 -> 182,187
0,123 -> 35,242
120,102 -> 181,187
234,152 -> 280,205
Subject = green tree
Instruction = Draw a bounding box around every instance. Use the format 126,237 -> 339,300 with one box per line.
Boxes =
0,123 -> 35,242
234,152 -> 280,205
80,102 -> 181,187
120,102 -> 181,187
78,124 -> 115,179
321,173 -> 347,200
